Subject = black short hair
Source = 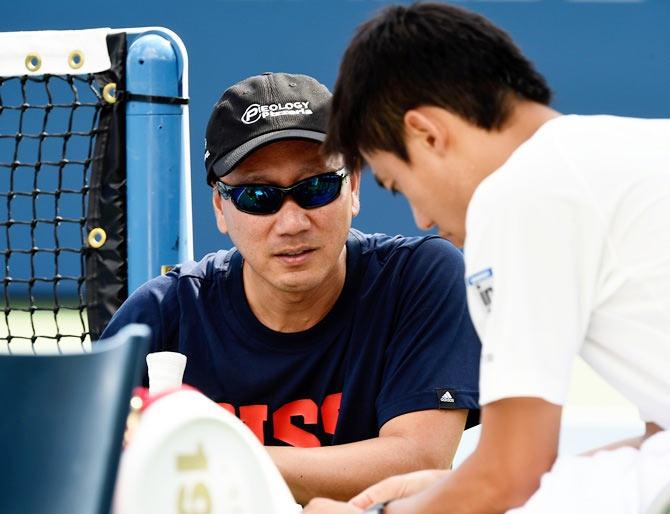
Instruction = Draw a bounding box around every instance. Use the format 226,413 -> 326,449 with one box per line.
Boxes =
324,2 -> 552,170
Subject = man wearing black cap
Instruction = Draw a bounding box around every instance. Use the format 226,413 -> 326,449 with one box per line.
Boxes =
102,72 -> 481,504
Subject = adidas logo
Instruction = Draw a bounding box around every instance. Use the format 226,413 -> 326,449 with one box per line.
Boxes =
440,391 -> 454,403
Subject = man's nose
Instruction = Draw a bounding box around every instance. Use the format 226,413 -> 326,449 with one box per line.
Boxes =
273,197 -> 312,235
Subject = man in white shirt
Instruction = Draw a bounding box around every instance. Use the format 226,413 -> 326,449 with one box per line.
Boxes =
304,3 -> 670,514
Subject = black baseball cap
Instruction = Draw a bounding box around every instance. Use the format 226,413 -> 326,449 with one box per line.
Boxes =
205,72 -> 331,185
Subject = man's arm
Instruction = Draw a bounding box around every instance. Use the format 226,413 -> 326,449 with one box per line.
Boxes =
386,398 -> 560,514
268,408 -> 468,505
304,397 -> 561,514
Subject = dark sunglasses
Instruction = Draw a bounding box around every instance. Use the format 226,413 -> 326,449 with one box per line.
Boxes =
216,168 -> 349,215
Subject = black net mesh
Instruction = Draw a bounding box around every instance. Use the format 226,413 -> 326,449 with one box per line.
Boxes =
0,44 -> 133,353
1,33 -> 129,353
0,74 -> 107,354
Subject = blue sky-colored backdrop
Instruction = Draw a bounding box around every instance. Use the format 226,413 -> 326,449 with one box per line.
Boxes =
5,0 -> 670,260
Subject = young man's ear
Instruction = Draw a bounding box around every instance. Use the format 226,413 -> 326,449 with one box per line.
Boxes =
212,187 -> 229,234
350,168 -> 362,217
403,107 -> 449,156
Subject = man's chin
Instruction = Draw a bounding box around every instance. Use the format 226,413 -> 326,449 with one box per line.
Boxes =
271,271 -> 322,294
451,235 -> 465,248
438,229 -> 465,248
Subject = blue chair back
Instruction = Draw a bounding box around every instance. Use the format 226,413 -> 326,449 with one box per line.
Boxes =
0,324 -> 150,514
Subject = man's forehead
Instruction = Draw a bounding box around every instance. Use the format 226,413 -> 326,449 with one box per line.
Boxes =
361,150 -> 391,179
228,140 -> 342,183
237,151 -> 324,175
243,140 -> 320,164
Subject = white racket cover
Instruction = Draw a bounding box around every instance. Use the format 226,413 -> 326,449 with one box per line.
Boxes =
113,389 -> 298,514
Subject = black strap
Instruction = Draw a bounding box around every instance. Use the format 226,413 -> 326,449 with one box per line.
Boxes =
121,91 -> 189,105
363,500 -> 393,514
87,32 -> 129,340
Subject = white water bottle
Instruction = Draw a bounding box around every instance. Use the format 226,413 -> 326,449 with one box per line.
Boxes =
146,352 -> 187,394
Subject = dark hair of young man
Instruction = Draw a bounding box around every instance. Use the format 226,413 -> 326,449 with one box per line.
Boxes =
324,2 -> 552,171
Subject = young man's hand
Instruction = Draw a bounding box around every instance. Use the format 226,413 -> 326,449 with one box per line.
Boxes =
303,470 -> 448,514
349,470 -> 449,509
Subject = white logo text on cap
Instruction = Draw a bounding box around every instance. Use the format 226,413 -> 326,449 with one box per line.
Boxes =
241,102 -> 312,125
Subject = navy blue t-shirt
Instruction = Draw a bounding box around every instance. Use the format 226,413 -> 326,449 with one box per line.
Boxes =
103,230 -> 480,447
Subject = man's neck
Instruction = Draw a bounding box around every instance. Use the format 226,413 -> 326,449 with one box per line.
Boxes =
502,100 -> 561,160
462,100 -> 560,189
242,247 -> 347,333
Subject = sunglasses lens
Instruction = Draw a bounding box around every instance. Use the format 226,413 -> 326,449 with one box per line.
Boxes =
293,174 -> 343,208
223,171 -> 346,214
232,186 -> 283,214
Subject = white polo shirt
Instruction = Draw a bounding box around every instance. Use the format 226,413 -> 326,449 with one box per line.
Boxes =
464,115 -> 670,429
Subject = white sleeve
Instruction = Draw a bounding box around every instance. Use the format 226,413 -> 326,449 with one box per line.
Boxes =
464,173 -> 604,406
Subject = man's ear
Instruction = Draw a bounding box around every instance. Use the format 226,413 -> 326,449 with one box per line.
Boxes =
212,188 -> 229,234
349,168 -> 362,217
403,107 -> 449,157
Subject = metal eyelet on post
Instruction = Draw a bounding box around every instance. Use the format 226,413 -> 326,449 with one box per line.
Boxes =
102,83 -> 117,104
87,227 -> 107,248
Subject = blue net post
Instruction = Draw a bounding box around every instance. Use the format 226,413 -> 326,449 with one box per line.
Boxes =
125,31 -> 193,293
